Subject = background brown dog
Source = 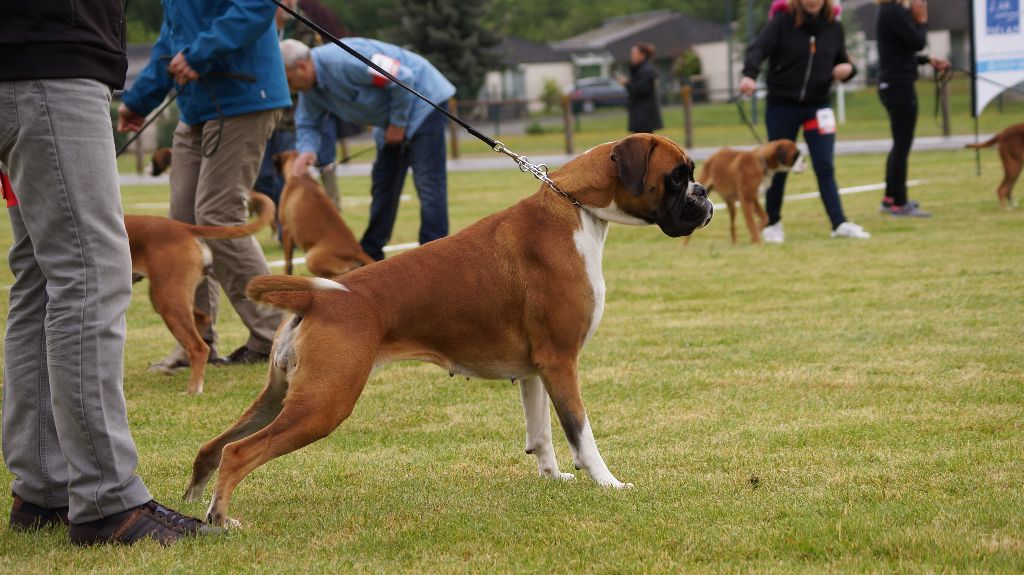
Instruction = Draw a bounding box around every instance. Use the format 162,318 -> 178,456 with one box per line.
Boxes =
696,139 -> 804,244
966,122 -> 1023,209
125,191 -> 274,394
273,151 -> 375,277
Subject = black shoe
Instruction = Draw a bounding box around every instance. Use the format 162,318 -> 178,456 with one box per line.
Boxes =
9,493 -> 69,530
222,345 -> 270,366
69,500 -> 222,546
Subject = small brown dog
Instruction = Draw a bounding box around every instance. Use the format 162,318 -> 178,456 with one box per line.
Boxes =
148,147 -> 173,177
697,139 -> 804,244
966,122 -> 1024,209
274,151 -> 375,277
125,191 -> 274,394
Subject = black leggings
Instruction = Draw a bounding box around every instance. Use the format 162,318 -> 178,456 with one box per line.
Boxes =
879,82 -> 918,206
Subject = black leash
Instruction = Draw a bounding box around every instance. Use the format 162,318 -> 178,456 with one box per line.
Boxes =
115,91 -> 179,157
731,95 -> 764,145
270,0 -> 584,209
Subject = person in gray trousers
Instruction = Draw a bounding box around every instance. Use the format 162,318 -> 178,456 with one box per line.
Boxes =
0,0 -> 218,545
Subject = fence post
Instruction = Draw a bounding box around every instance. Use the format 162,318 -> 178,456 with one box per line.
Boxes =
134,134 -> 144,175
680,84 -> 694,149
448,97 -> 460,160
561,96 -> 574,155
940,78 -> 951,137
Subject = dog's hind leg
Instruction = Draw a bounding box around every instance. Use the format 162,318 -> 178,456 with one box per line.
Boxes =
150,282 -> 209,394
184,361 -> 289,501
205,332 -> 376,527
539,360 -> 632,489
519,376 -> 574,480
997,146 -> 1021,209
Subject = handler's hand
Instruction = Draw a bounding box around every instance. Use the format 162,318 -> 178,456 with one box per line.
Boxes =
832,63 -> 854,81
910,0 -> 928,24
930,56 -> 950,72
738,76 -> 757,97
168,51 -> 199,85
384,125 -> 406,146
291,152 -> 317,177
117,104 -> 145,133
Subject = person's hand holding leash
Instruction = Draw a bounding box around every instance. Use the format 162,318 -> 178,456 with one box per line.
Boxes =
168,51 -> 200,85
832,63 -> 854,81
384,125 -> 406,146
930,56 -> 950,72
291,152 -> 317,177
116,104 -> 145,133
739,76 -> 757,97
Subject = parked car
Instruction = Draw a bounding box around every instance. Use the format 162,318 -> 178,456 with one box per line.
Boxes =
565,77 -> 628,114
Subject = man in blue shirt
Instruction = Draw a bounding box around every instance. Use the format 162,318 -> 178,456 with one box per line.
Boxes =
118,0 -> 291,367
280,38 -> 456,260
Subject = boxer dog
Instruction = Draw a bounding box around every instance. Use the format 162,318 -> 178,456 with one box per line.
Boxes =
185,134 -> 713,528
966,122 -> 1024,209
273,151 -> 376,277
697,139 -> 804,244
125,191 -> 274,394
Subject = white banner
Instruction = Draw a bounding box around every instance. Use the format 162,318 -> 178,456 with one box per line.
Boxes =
972,0 -> 1024,116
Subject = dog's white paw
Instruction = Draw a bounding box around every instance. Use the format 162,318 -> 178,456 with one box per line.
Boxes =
224,517 -> 242,529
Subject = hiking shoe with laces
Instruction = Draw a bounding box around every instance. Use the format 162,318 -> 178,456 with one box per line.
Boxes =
831,221 -> 871,239
69,500 -> 222,546
222,345 -> 270,366
149,344 -> 225,375
762,222 -> 785,243
886,203 -> 931,217
9,493 -> 69,531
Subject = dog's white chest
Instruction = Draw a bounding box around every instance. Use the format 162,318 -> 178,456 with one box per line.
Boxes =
574,213 -> 609,344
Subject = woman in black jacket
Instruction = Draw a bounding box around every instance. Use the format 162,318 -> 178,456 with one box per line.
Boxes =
876,0 -> 949,217
619,42 -> 664,134
741,0 -> 869,241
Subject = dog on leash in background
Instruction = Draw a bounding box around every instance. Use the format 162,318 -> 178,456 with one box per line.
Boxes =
273,150 -> 375,277
148,147 -> 173,177
125,191 -> 274,394
184,134 -> 713,528
694,139 -> 804,244
966,122 -> 1024,209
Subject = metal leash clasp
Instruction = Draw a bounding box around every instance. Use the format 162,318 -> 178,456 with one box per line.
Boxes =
492,141 -> 583,208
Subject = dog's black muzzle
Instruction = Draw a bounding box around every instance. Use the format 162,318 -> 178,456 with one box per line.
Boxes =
655,181 -> 714,238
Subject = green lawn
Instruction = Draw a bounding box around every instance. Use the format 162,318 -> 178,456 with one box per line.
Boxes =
2,147 -> 1023,572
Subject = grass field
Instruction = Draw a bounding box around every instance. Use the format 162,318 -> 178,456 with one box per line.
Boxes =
3,147 -> 1023,572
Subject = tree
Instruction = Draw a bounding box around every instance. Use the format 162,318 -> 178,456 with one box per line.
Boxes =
390,0 -> 502,100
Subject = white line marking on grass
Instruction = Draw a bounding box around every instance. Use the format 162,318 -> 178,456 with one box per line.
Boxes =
125,195 -> 410,211
0,180 -> 923,289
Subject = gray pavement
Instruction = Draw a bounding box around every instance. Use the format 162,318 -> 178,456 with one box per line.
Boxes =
117,134 -> 990,185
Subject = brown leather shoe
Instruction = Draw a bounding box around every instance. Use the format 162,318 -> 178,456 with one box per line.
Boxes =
9,493 -> 69,530
69,500 -> 222,546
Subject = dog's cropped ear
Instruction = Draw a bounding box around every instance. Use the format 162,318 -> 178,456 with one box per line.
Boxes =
610,136 -> 655,196
776,144 -> 789,167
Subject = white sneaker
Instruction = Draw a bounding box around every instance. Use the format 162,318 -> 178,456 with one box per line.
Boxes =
830,221 -> 871,239
762,222 -> 784,243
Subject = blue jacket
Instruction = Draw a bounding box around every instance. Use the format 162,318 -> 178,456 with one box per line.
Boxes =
122,0 -> 291,125
295,38 -> 456,154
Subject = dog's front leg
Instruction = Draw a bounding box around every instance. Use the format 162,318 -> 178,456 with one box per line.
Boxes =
519,376 -> 574,480
541,363 -> 633,489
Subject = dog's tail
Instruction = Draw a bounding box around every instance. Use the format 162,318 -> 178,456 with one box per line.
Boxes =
186,191 -> 275,239
965,134 -> 1000,149
246,275 -> 348,314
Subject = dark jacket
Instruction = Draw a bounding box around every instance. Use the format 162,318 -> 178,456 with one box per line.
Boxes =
626,59 -> 663,133
743,9 -> 857,107
0,0 -> 127,88
877,2 -> 929,86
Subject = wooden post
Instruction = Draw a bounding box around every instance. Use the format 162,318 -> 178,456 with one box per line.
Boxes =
940,76 -> 951,137
134,133 -> 144,175
448,97 -> 460,160
680,84 -> 694,149
561,96 -> 574,155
